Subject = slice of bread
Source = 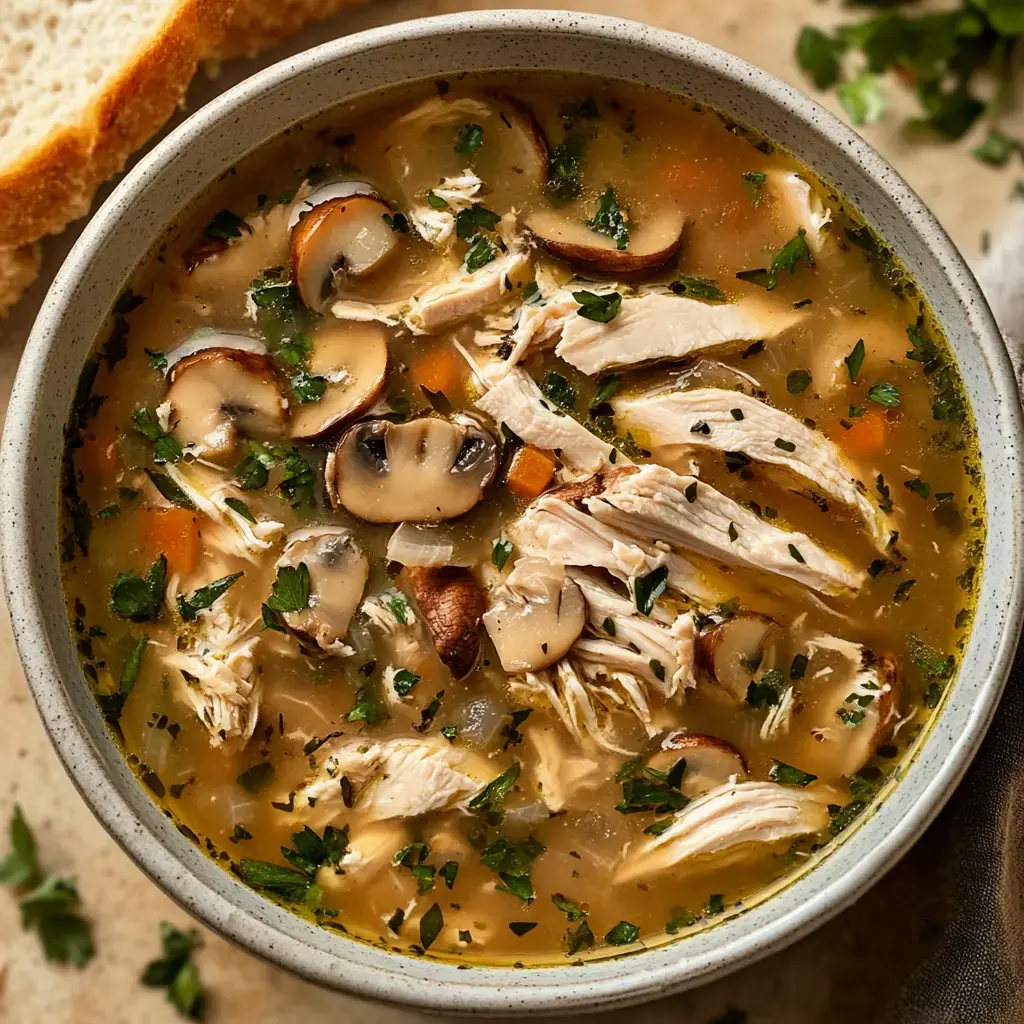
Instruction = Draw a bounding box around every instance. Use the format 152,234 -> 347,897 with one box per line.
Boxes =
0,0 -> 234,250
217,0 -> 369,60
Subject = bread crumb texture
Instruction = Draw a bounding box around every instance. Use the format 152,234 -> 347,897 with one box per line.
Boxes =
0,243 -> 41,316
0,0 -> 234,248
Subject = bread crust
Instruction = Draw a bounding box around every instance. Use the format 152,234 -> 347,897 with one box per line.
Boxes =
215,0 -> 368,60
0,0 -> 235,248
0,244 -> 42,317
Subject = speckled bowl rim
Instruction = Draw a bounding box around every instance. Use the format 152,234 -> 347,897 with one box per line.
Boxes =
3,10 -> 1023,1016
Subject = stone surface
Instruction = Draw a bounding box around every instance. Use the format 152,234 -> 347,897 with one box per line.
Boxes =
0,1 -> 1021,1021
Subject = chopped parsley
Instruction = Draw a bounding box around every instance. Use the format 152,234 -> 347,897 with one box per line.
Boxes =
455,122 -> 484,156
204,209 -> 247,240
263,562 -> 310,617
605,921 -> 640,946
587,186 -> 630,250
133,407 -> 183,463
547,134 -> 587,206
140,922 -> 205,1020
739,230 -> 814,291
844,338 -> 866,382
464,235 -> 498,273
768,759 -> 818,787
565,919 -> 595,956
633,565 -> 669,616
573,289 -> 622,324
480,836 -> 545,901
786,369 -> 812,394
551,893 -> 587,921
669,276 -> 726,302
109,554 -> 167,622
867,382 -> 901,407
177,572 -> 243,622
392,668 -> 420,697
1,806 -> 94,967
468,763 -> 520,815
492,538 -> 514,571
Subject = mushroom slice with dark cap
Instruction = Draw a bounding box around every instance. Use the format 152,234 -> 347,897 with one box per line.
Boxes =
288,323 -> 389,441
646,732 -> 749,798
276,527 -> 370,653
482,557 -> 586,672
696,612 -> 786,704
404,565 -> 486,680
326,414 -> 499,523
287,179 -> 379,231
526,204 -> 686,275
164,343 -> 287,460
291,193 -> 401,311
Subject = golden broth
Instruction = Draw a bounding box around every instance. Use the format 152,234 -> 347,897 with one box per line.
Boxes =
60,73 -> 982,965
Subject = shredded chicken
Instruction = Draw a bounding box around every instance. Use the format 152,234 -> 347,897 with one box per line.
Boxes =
527,727 -> 603,813
615,781 -> 829,882
296,736 -> 493,821
404,249 -> 532,333
408,170 -> 484,246
613,388 -> 888,549
509,492 -> 715,604
586,465 -> 865,595
570,570 -> 696,700
555,290 -> 808,375
475,368 -> 620,475
768,171 -> 833,252
162,586 -> 261,748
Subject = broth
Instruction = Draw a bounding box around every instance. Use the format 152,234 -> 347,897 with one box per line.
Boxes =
60,73 -> 982,965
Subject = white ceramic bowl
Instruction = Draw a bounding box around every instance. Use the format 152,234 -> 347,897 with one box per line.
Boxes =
3,11 -> 1023,1016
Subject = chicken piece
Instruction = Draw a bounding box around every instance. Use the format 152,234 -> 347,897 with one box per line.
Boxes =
404,249 -> 532,333
509,661 -> 636,756
476,368 -> 621,475
554,290 -> 808,375
509,492 -> 715,605
297,736 -> 496,821
153,453 -> 285,561
768,171 -> 832,253
330,298 -> 406,325
408,170 -> 484,247
586,465 -> 865,595
527,725 -> 603,813
613,388 -> 888,549
162,593 -> 261,748
615,781 -> 829,883
476,287 -> 580,384
569,570 -> 696,700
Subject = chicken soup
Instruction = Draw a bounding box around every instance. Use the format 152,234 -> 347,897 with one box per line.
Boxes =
61,74 -> 982,965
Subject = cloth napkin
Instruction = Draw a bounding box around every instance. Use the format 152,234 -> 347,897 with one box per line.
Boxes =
885,206 -> 1024,1024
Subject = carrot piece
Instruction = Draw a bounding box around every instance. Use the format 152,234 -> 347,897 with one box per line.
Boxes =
142,507 -> 200,576
412,347 -> 461,395
506,446 -> 556,501
838,411 -> 887,456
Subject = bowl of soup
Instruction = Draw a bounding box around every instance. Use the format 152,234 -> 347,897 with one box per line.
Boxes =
3,9 -> 1023,1014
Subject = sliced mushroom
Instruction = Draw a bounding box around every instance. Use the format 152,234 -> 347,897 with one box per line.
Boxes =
404,565 -> 486,679
696,612 -> 785,703
525,205 -> 686,274
164,330 -> 268,371
287,179 -> 378,230
276,527 -> 370,653
482,558 -> 586,672
165,346 -> 287,460
288,323 -> 389,441
327,414 -> 499,523
647,732 -> 749,798
291,195 -> 401,311
389,95 -> 548,204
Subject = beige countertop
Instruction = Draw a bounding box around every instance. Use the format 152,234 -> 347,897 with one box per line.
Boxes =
1,2 -> 1021,1021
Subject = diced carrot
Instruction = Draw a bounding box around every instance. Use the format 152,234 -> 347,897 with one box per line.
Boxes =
838,411 -> 887,456
506,446 -> 556,501
141,507 -> 200,576
412,347 -> 461,395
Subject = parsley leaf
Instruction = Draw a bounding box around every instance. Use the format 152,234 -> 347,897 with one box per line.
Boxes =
605,920 -> 640,946
542,371 -> 577,410
492,538 -> 514,570
468,763 -> 520,815
265,562 -> 310,614
587,186 -> 630,250
419,902 -> 444,949
796,25 -> 847,89
669,276 -> 726,302
177,572 -> 243,622
573,289 -> 622,324
867,382 -> 901,407
547,134 -> 587,206
786,369 -> 812,394
838,71 -> 886,126
455,123 -> 483,156
480,836 -> 545,901
109,554 -> 167,622
634,565 -> 668,616
141,922 -> 205,1020
845,338 -> 866,382
464,235 -> 498,273
0,805 -> 38,887
768,759 -> 818,787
